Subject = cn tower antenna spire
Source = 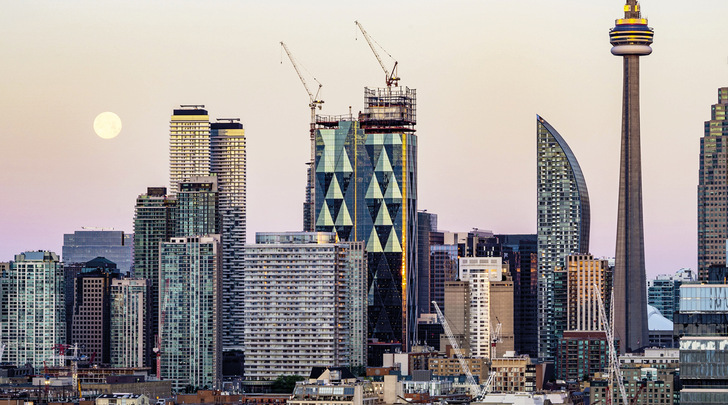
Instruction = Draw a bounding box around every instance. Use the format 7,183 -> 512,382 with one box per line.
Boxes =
625,0 -> 640,19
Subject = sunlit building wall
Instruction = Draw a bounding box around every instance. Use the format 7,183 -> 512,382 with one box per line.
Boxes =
169,106 -> 210,195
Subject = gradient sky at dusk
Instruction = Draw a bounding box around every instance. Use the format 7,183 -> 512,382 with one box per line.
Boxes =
2,0 -> 727,278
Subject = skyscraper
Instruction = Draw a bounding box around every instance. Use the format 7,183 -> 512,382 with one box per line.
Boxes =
1,251 -> 65,369
69,257 -> 120,365
314,86 -> 417,348
169,106 -> 210,195
159,236 -> 222,390
565,254 -> 611,332
698,88 -> 728,280
243,232 -> 367,380
536,115 -> 590,361
175,176 -> 220,238
110,278 -> 150,368
133,186 -> 176,367
210,120 -> 247,351
610,0 -> 653,352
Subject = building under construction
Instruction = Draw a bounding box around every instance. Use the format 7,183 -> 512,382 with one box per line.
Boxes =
313,85 -> 418,350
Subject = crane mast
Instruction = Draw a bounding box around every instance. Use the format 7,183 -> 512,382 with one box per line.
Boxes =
280,42 -> 324,231
594,284 -> 627,405
354,21 -> 400,87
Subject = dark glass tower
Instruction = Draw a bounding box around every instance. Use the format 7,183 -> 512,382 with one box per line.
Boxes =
698,88 -> 728,280
610,0 -> 653,353
536,116 -> 590,361
314,86 -> 417,350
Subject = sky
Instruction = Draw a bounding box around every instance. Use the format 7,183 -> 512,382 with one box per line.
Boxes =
1,0 -> 727,279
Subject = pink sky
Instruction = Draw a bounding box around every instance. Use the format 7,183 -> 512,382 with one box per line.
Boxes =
1,0 -> 727,278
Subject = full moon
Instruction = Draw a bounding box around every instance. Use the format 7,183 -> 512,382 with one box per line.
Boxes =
93,112 -> 122,139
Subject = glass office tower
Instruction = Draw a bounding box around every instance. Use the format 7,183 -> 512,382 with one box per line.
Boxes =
315,87 -> 417,349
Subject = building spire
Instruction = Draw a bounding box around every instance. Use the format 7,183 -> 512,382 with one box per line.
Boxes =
625,0 -> 640,19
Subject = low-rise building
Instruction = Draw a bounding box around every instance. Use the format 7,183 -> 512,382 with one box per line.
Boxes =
489,355 -> 536,394
288,367 -> 380,405
95,393 -> 149,405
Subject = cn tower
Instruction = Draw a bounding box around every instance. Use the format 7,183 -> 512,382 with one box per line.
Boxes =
610,0 -> 653,353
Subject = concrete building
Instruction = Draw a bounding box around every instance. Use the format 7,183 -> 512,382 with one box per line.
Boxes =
159,236 -> 222,391
133,186 -> 176,367
442,281 -> 470,353
459,257 -> 514,359
314,86 -> 417,349
610,0 -> 654,353
175,176 -> 219,238
210,120 -> 247,352
489,355 -> 537,393
699,88 -> 728,279
169,105 -> 210,195
243,232 -> 367,380
566,254 -> 611,332
69,257 -> 121,365
536,115 -> 591,362
110,278 -> 150,368
96,393 -> 149,405
428,355 -> 489,384
648,274 -> 684,322
1,251 -> 65,369
62,229 -> 133,274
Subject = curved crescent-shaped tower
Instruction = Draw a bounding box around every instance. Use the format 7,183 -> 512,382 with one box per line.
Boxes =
610,0 -> 653,353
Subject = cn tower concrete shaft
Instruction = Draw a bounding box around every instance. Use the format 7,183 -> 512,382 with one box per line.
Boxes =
610,1 -> 653,353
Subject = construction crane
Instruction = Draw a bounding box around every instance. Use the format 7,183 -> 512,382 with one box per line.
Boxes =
354,21 -> 400,87
490,317 -> 502,358
51,343 -> 86,399
280,41 -> 324,231
593,284 -> 627,405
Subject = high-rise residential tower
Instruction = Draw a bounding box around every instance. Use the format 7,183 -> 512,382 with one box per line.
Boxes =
133,187 -> 176,367
210,120 -> 246,351
536,115 -> 590,361
610,0 -> 653,353
169,106 -> 210,195
314,86 -> 417,349
159,236 -> 222,391
698,88 -> 728,280
243,232 -> 367,380
110,278 -> 150,368
1,251 -> 65,369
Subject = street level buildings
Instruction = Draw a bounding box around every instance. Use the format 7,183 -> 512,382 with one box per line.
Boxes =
536,115 -> 591,361
610,0 -> 653,353
698,88 -> 728,279
159,236 -> 222,391
314,86 -> 417,349
1,251 -> 65,369
243,232 -> 367,380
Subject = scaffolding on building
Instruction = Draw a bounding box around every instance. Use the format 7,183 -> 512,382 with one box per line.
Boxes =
359,87 -> 416,133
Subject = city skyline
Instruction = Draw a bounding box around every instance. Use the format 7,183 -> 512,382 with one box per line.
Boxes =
2,0 -> 727,278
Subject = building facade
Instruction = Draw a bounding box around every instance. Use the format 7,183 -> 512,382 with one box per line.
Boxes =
62,230 -> 133,274
443,281 -> 470,353
169,106 -> 210,195
210,120 -> 247,351
133,187 -> 176,367
69,258 -> 121,365
1,251 -> 65,368
159,236 -> 222,390
243,232 -> 367,380
459,257 -> 512,359
698,88 -> 728,279
536,115 -> 591,361
556,331 -> 610,382
566,254 -> 611,332
175,176 -> 219,238
314,86 -> 417,349
110,278 -> 150,368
